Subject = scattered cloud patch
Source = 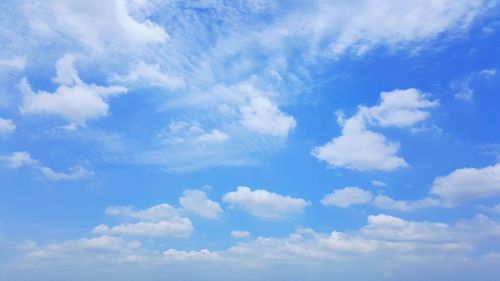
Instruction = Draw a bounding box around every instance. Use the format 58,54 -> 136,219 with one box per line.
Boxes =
231,230 -> 250,238
19,55 -> 127,127
111,61 -> 185,90
37,165 -> 93,181
179,189 -> 223,219
0,118 -> 16,134
313,88 -> 438,171
373,195 -> 441,211
223,186 -> 309,219
1,151 -> 38,168
239,95 -> 296,137
321,187 -> 373,208
97,203 -> 193,237
431,164 -> 500,206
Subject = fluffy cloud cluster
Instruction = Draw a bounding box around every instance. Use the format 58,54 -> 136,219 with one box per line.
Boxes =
223,186 -> 309,219
19,55 -> 127,128
95,203 -> 193,237
431,164 -> 500,206
321,186 -> 373,207
179,189 -> 223,219
313,88 -> 438,171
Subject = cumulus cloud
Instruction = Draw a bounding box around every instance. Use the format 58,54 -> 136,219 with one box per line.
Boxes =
321,186 -> 373,207
313,88 -> 438,171
239,95 -> 296,137
431,164 -> 500,205
179,189 -> 223,219
1,151 -> 38,168
223,186 -> 309,219
19,54 -> 127,127
97,203 -> 193,237
0,118 -> 16,134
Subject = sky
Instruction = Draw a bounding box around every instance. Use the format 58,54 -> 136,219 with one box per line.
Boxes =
0,0 -> 500,280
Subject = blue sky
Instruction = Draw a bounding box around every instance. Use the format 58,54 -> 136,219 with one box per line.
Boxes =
1,0 -> 500,280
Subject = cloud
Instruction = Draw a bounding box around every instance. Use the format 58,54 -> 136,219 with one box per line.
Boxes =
194,130 -> 230,144
371,180 -> 386,187
41,0 -> 168,50
231,230 -> 250,238
163,249 -> 220,262
1,151 -> 38,168
106,203 -> 181,221
479,68 -> 497,78
37,165 -> 93,181
111,61 -> 185,90
19,55 -> 127,127
321,0 -> 489,56
1,151 -> 92,181
321,186 -> 373,207
223,186 -> 309,219
0,118 -> 15,134
313,88 -> 438,171
94,220 -> 193,237
239,95 -> 296,137
27,235 -> 141,259
96,203 -> 193,237
179,189 -> 223,219
431,164 -> 500,205
373,195 -> 441,211
453,68 -> 498,101
0,56 -> 26,70
360,214 -> 453,242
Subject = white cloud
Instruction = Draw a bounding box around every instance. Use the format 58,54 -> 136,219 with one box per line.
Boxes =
163,249 -> 220,262
371,180 -> 386,187
194,129 -> 229,144
19,54 -> 127,127
106,203 -> 181,222
27,235 -> 141,259
37,165 -> 93,181
1,151 -> 38,168
479,68 -> 497,78
111,61 -> 185,90
179,189 -> 223,219
94,220 -> 193,237
373,195 -> 441,211
321,186 -> 373,207
239,95 -> 296,137
231,230 -> 250,238
46,0 -> 168,50
431,164 -> 500,205
0,118 -> 16,134
223,186 -> 309,219
322,0 -> 488,56
0,56 -> 26,70
97,203 -> 193,237
313,89 -> 437,171
360,214 -> 453,242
